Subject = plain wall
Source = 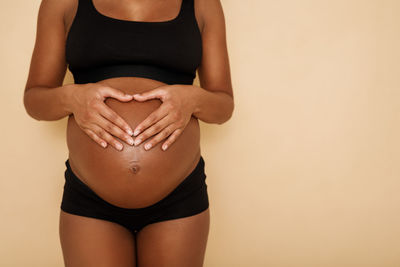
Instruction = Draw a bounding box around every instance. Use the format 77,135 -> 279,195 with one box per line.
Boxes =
1,0 -> 400,266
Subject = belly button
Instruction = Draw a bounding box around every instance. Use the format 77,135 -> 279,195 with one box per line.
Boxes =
130,164 -> 140,174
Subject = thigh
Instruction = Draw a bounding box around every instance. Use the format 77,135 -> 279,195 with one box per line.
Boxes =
59,210 -> 137,267
135,208 -> 210,267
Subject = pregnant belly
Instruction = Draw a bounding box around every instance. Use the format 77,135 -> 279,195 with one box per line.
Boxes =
66,77 -> 201,209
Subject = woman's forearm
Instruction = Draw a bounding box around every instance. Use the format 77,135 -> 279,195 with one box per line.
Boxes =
190,85 -> 234,124
23,83 -> 77,121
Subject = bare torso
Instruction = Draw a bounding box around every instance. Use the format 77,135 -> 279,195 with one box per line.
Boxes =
67,77 -> 201,209
64,0 -> 204,209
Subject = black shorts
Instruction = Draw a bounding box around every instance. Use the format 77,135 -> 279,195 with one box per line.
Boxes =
60,156 -> 209,234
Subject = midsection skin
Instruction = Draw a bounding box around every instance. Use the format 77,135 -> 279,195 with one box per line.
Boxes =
66,77 -> 201,209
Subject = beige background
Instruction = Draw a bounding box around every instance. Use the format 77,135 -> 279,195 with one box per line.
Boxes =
1,0 -> 400,266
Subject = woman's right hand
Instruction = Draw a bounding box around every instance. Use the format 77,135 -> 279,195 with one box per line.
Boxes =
68,83 -> 135,151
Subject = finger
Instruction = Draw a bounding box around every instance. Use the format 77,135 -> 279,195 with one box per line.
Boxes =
132,86 -> 166,102
96,114 -> 134,146
90,123 -> 124,151
161,128 -> 184,151
99,104 -> 134,136
143,122 -> 177,151
99,86 -> 133,102
83,128 -> 108,148
136,115 -> 172,149
133,107 -> 169,137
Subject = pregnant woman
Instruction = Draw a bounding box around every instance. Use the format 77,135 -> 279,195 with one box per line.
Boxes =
23,0 -> 233,266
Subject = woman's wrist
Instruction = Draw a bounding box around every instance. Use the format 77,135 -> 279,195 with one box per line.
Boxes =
189,85 -> 202,116
189,84 -> 234,124
61,82 -> 85,115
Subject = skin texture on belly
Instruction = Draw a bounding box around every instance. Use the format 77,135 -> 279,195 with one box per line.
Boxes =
66,77 -> 201,209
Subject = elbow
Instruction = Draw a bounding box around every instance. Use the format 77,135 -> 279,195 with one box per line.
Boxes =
23,90 -> 41,121
23,91 -> 33,118
217,96 -> 234,125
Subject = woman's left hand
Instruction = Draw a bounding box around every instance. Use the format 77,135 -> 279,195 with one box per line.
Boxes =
131,84 -> 197,151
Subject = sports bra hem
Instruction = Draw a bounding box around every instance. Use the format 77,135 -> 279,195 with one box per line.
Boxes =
70,63 -> 195,85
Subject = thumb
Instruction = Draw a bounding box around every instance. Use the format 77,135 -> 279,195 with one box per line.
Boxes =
132,87 -> 165,102
101,87 -> 133,102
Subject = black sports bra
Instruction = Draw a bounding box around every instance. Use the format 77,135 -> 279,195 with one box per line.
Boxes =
65,0 -> 202,85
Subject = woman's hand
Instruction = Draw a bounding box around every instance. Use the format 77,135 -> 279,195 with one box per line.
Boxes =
69,83 -> 135,151
131,84 -> 197,151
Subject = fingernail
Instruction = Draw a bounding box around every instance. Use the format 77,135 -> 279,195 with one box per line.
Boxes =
134,138 -> 141,146
101,142 -> 107,148
116,143 -> 123,150
133,129 -> 140,136
162,144 -> 168,150
127,129 -> 134,136
145,143 -> 152,150
127,138 -> 134,145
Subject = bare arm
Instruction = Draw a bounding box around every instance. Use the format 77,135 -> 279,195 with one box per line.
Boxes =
23,0 -> 76,121
192,0 -> 234,124
23,0 -> 135,150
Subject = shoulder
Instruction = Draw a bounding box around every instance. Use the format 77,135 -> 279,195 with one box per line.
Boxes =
38,0 -> 71,19
194,0 -> 226,34
37,0 -> 78,32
